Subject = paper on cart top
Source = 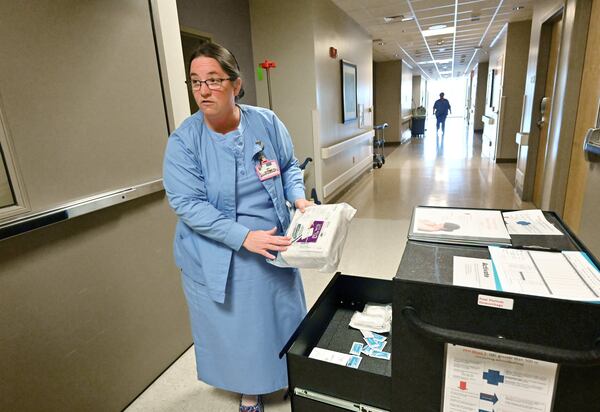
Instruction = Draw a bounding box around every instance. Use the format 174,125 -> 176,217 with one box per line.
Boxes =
411,207 -> 511,241
502,209 -> 563,235
489,246 -> 600,303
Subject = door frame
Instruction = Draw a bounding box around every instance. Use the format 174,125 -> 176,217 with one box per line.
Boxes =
522,5 -> 564,201
523,0 -> 593,212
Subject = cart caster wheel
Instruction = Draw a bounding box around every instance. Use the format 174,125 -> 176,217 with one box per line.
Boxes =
382,158 -> 386,164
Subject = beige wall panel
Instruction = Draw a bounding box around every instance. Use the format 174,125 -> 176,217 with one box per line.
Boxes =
412,76 -> 422,109
496,20 -> 531,160
483,32 -> 507,159
520,1 -> 564,200
541,0 -> 592,212
312,0 -> 373,201
250,0 -> 318,195
0,1 -> 169,212
313,0 -> 373,146
564,0 -> 600,233
400,62 -> 413,143
177,0 -> 257,105
0,2 -> 192,409
250,0 -> 372,201
473,62 -> 489,131
0,195 -> 190,411
580,161 -> 600,257
375,61 -> 401,142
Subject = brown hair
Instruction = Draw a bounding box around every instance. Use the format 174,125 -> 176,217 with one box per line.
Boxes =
188,42 -> 244,101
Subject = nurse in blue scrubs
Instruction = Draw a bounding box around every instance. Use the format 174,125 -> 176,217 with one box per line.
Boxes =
163,42 -> 312,412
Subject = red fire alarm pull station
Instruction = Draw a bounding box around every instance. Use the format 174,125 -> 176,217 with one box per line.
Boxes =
329,47 -> 338,58
259,59 -> 277,109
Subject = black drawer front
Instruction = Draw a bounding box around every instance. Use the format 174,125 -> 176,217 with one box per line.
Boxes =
286,274 -> 393,411
392,279 -> 600,412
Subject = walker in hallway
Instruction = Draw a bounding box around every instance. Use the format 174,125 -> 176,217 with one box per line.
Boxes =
373,123 -> 388,169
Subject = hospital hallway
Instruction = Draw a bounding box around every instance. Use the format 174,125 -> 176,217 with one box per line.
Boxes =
126,116 -> 533,412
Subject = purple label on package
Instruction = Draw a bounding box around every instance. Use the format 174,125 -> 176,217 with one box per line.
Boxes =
296,220 -> 324,243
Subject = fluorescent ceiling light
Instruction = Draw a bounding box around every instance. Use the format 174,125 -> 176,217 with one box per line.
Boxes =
422,26 -> 455,37
429,24 -> 447,30
383,15 -> 404,23
439,71 -> 452,74
417,58 -> 453,65
401,16 -> 415,22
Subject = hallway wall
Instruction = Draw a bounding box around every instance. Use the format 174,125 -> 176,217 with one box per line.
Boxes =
400,61 -> 413,143
177,0 -> 257,105
485,21 -> 531,161
473,62 -> 488,132
250,0 -> 373,202
375,61 -> 402,142
0,1 -> 190,410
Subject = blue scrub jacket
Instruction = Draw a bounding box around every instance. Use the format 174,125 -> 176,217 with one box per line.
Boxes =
163,105 -> 306,303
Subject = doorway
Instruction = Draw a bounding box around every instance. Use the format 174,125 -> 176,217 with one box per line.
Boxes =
427,77 -> 468,119
180,28 -> 211,114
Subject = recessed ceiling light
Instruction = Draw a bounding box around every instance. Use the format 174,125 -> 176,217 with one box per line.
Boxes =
378,41 -> 385,46
417,58 -> 453,65
437,40 -> 445,45
439,48 -> 447,52
512,6 -> 525,11
423,27 -> 455,37
383,15 -> 404,23
429,24 -> 448,30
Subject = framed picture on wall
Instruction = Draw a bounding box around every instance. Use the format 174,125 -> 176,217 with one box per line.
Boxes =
341,60 -> 357,123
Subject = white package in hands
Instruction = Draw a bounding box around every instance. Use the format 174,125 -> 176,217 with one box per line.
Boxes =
269,203 -> 357,272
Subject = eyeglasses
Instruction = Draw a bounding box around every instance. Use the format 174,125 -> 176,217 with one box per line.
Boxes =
187,77 -> 232,91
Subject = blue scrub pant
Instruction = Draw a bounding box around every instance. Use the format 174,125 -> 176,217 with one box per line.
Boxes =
436,116 -> 447,134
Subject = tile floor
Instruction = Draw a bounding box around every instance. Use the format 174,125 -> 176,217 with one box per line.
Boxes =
125,118 -> 532,411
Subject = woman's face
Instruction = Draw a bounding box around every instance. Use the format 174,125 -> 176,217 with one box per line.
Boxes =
189,56 -> 241,118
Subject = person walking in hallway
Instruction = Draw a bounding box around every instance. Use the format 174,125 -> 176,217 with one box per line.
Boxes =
433,92 -> 451,136
163,42 -> 312,412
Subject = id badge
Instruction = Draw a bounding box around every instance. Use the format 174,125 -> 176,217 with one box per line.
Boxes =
255,159 -> 281,181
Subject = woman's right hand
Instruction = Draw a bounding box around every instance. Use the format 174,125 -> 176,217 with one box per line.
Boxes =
242,227 -> 291,259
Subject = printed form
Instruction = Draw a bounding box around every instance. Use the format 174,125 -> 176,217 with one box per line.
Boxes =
489,247 -> 600,302
502,209 -> 563,235
443,344 -> 557,412
453,256 -> 497,290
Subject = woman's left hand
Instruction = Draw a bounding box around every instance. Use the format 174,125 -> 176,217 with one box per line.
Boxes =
295,198 -> 315,213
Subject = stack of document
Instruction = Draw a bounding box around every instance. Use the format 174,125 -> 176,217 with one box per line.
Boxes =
453,248 -> 600,303
409,207 -> 511,246
489,247 -> 600,302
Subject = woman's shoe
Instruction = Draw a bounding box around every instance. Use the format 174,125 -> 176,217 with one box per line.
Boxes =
239,395 -> 263,412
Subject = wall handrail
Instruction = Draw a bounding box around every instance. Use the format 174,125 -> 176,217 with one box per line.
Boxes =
320,129 -> 374,160
0,179 -> 164,241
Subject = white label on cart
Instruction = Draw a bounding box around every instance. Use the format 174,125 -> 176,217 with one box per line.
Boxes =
477,294 -> 514,310
442,344 -> 557,412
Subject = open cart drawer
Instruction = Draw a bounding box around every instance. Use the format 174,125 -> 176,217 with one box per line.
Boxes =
284,273 -> 393,412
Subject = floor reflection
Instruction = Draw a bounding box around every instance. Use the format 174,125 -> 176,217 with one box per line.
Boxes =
339,117 -> 532,220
